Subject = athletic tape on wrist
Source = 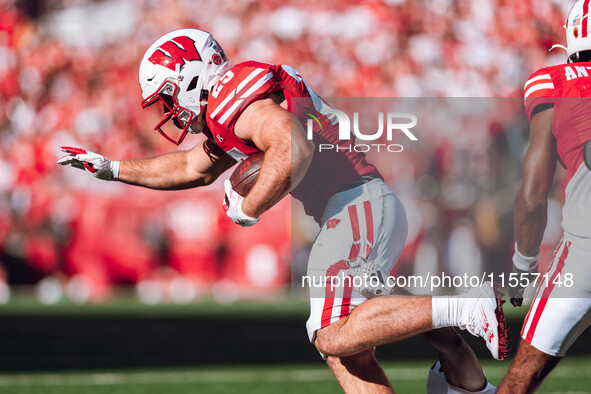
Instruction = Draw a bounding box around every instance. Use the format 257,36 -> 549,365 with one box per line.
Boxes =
512,242 -> 539,271
111,161 -> 120,180
237,199 -> 260,224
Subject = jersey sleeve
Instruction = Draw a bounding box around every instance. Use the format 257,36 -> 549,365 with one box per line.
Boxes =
208,62 -> 278,131
203,62 -> 281,162
523,68 -> 556,121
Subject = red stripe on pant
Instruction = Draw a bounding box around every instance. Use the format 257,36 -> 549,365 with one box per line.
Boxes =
320,203 -> 365,329
522,241 -> 569,343
345,204 -> 362,318
321,260 -> 349,329
340,275 -> 353,318
521,237 -> 564,333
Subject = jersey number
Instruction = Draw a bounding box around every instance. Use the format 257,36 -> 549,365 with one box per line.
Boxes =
211,71 -> 234,99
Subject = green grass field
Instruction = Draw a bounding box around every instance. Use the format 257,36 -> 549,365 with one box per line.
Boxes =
2,290 -> 591,393
1,357 -> 591,394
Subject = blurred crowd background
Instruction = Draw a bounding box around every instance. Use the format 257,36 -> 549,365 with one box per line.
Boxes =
0,0 -> 571,304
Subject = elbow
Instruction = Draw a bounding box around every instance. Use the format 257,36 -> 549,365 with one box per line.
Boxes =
292,139 -> 314,169
187,168 -> 218,187
200,170 -> 224,186
200,176 -> 216,186
289,140 -> 314,189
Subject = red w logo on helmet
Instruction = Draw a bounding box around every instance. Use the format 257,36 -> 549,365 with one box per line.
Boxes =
326,219 -> 341,229
148,36 -> 201,71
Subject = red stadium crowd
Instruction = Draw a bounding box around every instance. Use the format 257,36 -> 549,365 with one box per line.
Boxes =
0,0 -> 570,303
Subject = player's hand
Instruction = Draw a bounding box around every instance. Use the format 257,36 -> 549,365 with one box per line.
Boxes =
57,146 -> 120,181
508,266 -> 534,307
510,243 -> 540,307
223,179 -> 260,227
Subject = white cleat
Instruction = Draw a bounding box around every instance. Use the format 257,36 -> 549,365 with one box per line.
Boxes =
426,361 -> 497,393
459,282 -> 509,360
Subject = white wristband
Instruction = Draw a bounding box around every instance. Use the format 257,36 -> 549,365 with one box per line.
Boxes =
111,160 -> 120,180
512,242 -> 540,271
237,199 -> 260,225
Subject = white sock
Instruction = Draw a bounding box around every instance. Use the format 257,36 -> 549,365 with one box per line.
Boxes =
431,295 -> 462,329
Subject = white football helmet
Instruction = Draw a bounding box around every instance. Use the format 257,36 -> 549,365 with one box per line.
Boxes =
139,29 -> 232,145
553,0 -> 591,62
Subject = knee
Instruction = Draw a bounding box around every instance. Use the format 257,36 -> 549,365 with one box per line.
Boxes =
427,327 -> 468,354
443,331 -> 468,353
314,327 -> 345,357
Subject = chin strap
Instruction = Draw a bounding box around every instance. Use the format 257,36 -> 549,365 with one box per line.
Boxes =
549,44 -> 575,62
549,44 -> 568,52
198,87 -> 209,116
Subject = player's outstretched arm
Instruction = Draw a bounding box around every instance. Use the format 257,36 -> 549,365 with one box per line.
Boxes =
233,94 -> 314,218
118,139 -> 235,189
511,107 -> 557,305
58,139 -> 235,190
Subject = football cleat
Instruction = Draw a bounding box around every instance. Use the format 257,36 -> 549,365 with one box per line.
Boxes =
426,361 -> 497,394
460,282 -> 509,360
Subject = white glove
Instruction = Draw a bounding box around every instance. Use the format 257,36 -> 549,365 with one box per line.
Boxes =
57,146 -> 120,181
509,243 -> 540,307
223,179 -> 260,227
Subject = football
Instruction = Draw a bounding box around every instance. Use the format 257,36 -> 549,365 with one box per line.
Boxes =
229,152 -> 264,197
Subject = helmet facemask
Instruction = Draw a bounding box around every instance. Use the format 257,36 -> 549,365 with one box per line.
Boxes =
142,80 -> 195,145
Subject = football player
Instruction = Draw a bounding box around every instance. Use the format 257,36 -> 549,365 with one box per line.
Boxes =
498,1 -> 591,392
59,29 -> 505,393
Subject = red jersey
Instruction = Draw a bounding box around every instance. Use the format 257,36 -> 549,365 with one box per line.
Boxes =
204,61 -> 381,223
524,62 -> 591,178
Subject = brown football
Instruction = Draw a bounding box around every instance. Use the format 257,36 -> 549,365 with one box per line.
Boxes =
229,152 -> 264,197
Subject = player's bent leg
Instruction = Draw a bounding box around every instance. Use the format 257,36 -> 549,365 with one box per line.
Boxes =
422,328 -> 489,392
326,348 -> 394,394
314,282 -> 508,360
314,295 -> 434,357
497,340 -> 560,394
